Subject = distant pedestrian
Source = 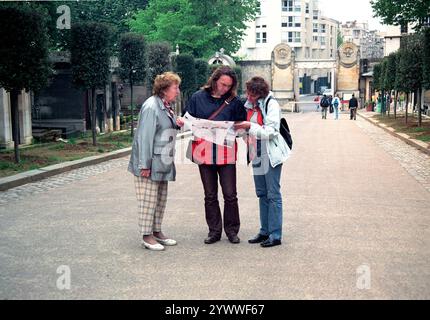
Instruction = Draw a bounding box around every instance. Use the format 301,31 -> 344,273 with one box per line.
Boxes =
349,93 -> 358,120
320,94 -> 329,119
128,72 -> 184,251
332,94 -> 340,120
314,95 -> 320,111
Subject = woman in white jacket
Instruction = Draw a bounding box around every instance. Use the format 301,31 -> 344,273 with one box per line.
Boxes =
234,77 -> 290,248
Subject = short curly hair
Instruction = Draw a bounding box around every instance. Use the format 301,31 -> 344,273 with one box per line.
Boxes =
152,72 -> 181,97
245,76 -> 270,98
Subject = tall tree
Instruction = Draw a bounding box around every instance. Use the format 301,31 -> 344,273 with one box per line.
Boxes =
0,7 -> 51,163
370,0 -> 430,30
147,42 -> 172,92
71,22 -> 112,146
396,34 -> 423,124
119,33 -> 147,137
129,0 -> 259,58
423,28 -> 430,90
384,53 -> 398,116
174,54 -> 196,110
194,59 -> 210,90
0,1 -> 150,51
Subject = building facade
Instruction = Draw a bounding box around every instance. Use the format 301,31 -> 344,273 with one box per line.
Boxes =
236,0 -> 339,61
340,21 -> 385,60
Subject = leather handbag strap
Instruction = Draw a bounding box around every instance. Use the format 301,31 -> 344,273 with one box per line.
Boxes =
208,95 -> 234,120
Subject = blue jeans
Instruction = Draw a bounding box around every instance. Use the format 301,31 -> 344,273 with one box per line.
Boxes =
252,161 -> 283,241
334,106 -> 339,119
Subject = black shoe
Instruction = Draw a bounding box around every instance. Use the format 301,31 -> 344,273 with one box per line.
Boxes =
204,236 -> 221,244
260,239 -> 282,248
248,234 -> 269,244
228,235 -> 240,244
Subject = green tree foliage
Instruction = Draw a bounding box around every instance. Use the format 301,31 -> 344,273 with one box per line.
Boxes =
129,0 -> 259,58
0,1 -> 149,51
0,6 -> 51,163
118,33 -> 147,136
373,63 -> 382,91
71,22 -> 113,146
380,59 -> 388,91
423,28 -> 430,90
384,53 -> 398,92
174,54 -> 196,109
397,35 -> 423,93
147,42 -> 172,91
194,59 -> 210,90
233,66 -> 243,96
370,0 -> 430,30
119,33 -> 147,85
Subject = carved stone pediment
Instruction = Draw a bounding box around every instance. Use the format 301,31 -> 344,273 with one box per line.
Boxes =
272,43 -> 293,69
338,42 -> 359,68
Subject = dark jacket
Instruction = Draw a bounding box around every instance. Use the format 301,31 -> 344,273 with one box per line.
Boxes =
349,97 -> 358,109
183,89 -> 246,121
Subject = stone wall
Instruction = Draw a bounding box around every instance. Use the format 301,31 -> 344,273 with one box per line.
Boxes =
237,60 -> 272,97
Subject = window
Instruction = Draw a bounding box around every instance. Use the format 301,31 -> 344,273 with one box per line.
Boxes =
353,30 -> 360,38
288,31 -> 301,43
282,0 -> 293,12
262,32 -> 267,43
282,16 -> 300,28
257,1 -> 261,15
282,17 -> 288,27
320,36 -> 326,46
305,3 -> 310,14
294,1 -> 301,12
313,10 -> 318,20
320,24 -> 326,33
281,31 -> 288,42
313,36 -> 319,42
256,32 -> 261,43
313,23 -> 318,33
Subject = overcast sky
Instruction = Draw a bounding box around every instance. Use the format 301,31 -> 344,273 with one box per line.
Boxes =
318,0 -> 387,31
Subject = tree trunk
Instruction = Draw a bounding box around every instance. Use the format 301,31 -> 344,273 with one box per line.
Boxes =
405,93 -> 409,124
103,86 -> 108,133
418,88 -> 423,127
10,89 -> 20,163
387,91 -> 391,117
130,76 -> 134,137
91,87 -> 97,146
394,91 -> 398,119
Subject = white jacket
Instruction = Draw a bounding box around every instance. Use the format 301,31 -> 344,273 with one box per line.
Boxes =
244,92 -> 291,168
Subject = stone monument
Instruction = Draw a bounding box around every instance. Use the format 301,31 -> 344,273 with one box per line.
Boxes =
271,43 -> 295,106
337,42 -> 360,95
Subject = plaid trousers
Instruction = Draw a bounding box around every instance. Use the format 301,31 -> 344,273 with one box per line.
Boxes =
134,176 -> 168,236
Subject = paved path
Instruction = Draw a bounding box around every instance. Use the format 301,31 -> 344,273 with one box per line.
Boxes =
0,110 -> 429,299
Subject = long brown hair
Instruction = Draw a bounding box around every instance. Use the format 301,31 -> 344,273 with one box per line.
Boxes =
202,65 -> 238,97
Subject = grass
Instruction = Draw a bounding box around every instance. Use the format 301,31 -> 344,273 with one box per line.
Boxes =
0,131 -> 133,178
371,113 -> 430,143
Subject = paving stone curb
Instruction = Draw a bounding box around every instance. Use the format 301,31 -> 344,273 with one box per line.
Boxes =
357,111 -> 430,156
0,131 -> 191,192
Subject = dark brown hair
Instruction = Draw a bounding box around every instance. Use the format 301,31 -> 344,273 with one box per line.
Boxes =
245,76 -> 270,99
203,65 -> 238,97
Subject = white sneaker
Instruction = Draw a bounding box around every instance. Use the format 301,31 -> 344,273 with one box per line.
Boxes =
154,236 -> 177,246
141,239 -> 165,251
